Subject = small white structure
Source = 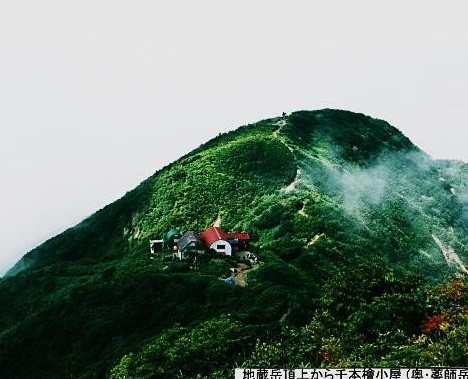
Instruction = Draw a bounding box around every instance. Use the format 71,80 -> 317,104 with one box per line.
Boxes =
149,239 -> 164,260
210,239 -> 232,256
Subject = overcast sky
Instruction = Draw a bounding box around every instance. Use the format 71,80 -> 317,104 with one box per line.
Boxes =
1,1 -> 467,276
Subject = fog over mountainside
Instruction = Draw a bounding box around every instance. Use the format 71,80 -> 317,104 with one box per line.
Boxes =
2,110 -> 468,378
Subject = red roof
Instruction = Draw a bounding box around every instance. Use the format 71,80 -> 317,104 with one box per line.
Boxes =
225,232 -> 250,241
199,227 -> 251,248
199,227 -> 227,247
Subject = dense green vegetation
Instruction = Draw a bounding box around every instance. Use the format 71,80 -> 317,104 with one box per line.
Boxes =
1,109 -> 468,378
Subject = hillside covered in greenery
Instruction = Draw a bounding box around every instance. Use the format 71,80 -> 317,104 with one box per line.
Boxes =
2,109 -> 468,378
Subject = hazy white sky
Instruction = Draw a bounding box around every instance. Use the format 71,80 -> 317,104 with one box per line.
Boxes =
1,1 -> 467,275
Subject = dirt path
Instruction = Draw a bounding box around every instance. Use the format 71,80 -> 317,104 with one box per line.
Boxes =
432,234 -> 468,274
307,233 -> 324,247
298,203 -> 309,217
272,119 -> 294,153
233,263 -> 259,287
279,305 -> 292,323
282,168 -> 301,193
274,117 -> 301,194
273,119 -> 286,137
212,215 -> 222,227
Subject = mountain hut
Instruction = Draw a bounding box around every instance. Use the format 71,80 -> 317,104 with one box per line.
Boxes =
176,231 -> 204,260
199,227 -> 232,256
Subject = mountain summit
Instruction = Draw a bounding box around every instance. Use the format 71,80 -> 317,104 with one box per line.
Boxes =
2,109 -> 468,377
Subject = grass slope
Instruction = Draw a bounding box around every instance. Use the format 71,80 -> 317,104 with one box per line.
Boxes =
1,110 -> 468,378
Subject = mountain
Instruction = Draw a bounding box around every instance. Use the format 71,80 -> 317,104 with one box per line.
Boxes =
1,109 -> 468,378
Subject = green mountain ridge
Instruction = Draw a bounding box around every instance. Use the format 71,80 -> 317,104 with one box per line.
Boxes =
2,109 -> 468,378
